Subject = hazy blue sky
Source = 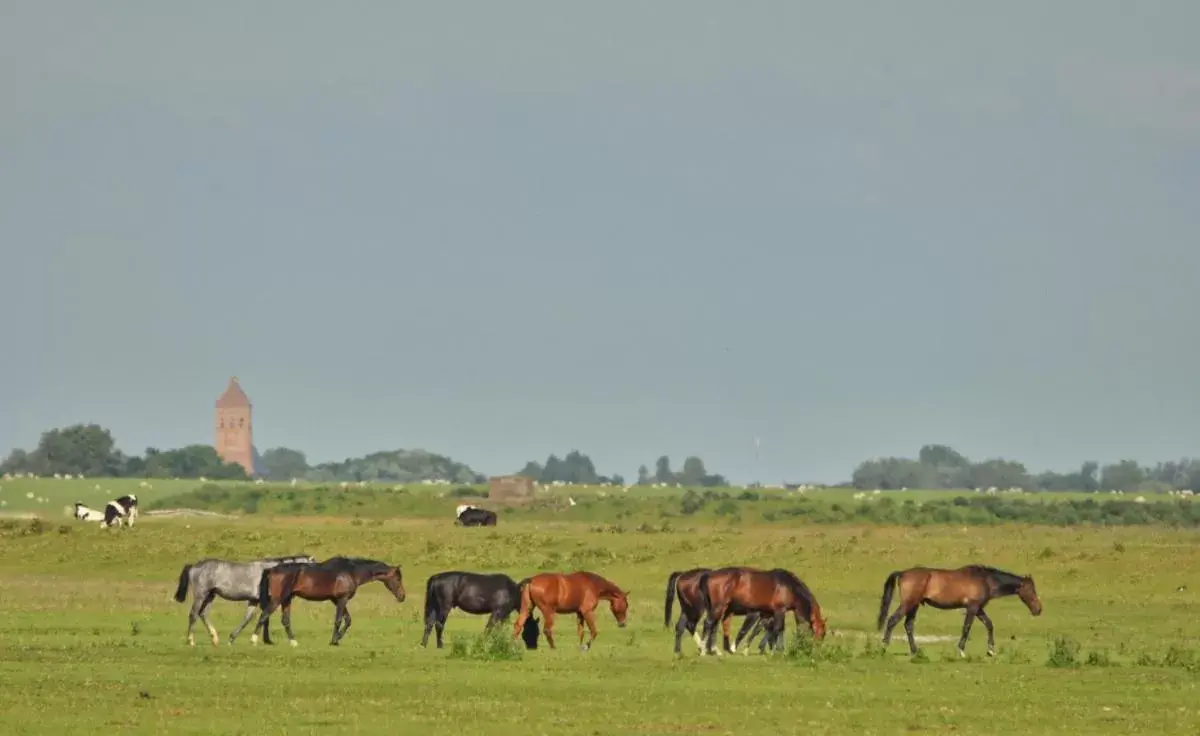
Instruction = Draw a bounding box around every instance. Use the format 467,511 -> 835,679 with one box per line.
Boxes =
2,2 -> 1198,483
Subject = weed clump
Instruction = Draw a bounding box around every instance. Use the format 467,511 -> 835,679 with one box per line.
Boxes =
447,625 -> 524,662
1046,635 -> 1081,668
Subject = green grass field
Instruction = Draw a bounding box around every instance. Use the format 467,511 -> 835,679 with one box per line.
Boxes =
1,502 -> 1199,735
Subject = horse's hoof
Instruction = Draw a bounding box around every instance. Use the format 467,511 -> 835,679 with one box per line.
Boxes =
957,648 -> 966,659
987,649 -> 995,657
580,644 -> 589,653
187,636 -> 195,647
289,640 -> 298,648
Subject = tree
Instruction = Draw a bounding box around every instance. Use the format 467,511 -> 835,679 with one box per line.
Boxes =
654,455 -> 674,484
143,445 -> 249,480
1100,460 -> 1144,492
261,447 -> 309,481
636,465 -> 650,485
517,461 -> 544,480
968,459 -> 1030,490
679,456 -> 707,486
26,424 -> 124,477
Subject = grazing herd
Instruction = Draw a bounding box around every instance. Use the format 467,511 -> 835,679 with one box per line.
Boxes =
94,497 -> 1042,655
167,505 -> 1043,656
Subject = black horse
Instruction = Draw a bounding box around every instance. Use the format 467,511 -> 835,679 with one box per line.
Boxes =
457,507 -> 497,527
421,571 -> 537,648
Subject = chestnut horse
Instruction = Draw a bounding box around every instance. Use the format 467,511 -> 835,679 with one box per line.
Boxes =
512,571 -> 629,651
663,568 -> 776,655
877,565 -> 1043,657
252,556 -> 406,646
698,566 -> 826,656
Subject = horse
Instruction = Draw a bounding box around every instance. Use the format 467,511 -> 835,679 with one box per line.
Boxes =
172,554 -> 316,646
103,494 -> 138,528
421,571 -> 530,648
252,556 -> 406,646
512,571 -> 629,651
877,565 -> 1043,657
456,505 -> 497,527
73,502 -> 106,522
698,566 -> 827,656
663,568 -> 776,656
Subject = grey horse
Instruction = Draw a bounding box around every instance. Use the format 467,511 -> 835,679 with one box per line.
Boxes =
173,555 -> 316,646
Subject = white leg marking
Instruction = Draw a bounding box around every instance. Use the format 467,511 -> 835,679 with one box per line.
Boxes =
250,634 -> 258,645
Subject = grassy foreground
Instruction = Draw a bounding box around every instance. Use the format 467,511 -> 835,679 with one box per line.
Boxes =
1,515 -> 1198,735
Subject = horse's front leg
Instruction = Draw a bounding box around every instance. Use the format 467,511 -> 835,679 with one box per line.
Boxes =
733,614 -> 759,654
281,600 -> 299,647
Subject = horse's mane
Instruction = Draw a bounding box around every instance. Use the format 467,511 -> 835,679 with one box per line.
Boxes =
965,565 -> 1025,593
769,568 -> 817,611
320,556 -> 392,574
579,571 -> 625,598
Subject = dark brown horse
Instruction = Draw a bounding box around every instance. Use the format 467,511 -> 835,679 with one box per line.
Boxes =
512,571 -> 629,651
698,566 -> 827,655
663,568 -> 775,656
877,565 -> 1043,657
252,556 -> 406,646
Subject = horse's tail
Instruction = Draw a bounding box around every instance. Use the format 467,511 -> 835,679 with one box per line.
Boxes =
697,570 -> 714,618
423,575 -> 438,622
258,569 -> 274,611
663,571 -> 683,628
173,564 -> 192,603
518,577 -> 533,618
877,570 -> 902,630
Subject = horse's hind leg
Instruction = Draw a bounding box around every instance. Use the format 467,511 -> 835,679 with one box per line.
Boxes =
421,605 -> 443,648
673,613 -> 693,655
228,602 -> 257,645
903,608 -> 919,655
976,608 -> 996,656
957,606 -> 979,658
196,592 -> 219,646
881,597 -> 915,649
330,601 -> 349,645
734,615 -> 759,654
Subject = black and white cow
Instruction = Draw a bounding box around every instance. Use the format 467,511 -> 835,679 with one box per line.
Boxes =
73,502 -> 107,522
455,503 -> 497,527
102,494 -> 139,528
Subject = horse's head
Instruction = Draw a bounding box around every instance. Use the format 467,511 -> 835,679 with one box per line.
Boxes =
521,615 -> 540,649
374,565 -> 405,602
1018,575 -> 1042,616
610,590 -> 630,628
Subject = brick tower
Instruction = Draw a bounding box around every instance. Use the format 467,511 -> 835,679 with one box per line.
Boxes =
214,377 -> 254,476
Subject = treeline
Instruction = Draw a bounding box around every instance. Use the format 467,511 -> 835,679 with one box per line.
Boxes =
0,424 -> 484,484
851,444 -> 1200,493
0,424 -> 249,480
515,451 -> 727,487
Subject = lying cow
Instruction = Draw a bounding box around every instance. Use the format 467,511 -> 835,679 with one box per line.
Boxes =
455,504 -> 497,527
73,502 -> 107,522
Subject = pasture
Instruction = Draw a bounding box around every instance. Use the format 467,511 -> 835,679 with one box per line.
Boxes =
1,504 -> 1198,735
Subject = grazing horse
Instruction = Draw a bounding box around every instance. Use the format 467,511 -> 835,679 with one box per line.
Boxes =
663,568 -> 775,656
103,494 -> 138,528
73,502 -> 106,522
878,565 -> 1043,657
252,556 -> 406,646
172,554 -> 316,646
512,571 -> 629,651
698,566 -> 827,656
456,505 -> 497,527
421,571 -> 529,648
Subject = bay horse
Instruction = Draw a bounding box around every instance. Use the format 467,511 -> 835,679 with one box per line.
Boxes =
252,556 -> 406,646
698,566 -> 827,656
421,571 -> 536,648
663,568 -> 776,656
512,571 -> 629,651
878,565 -> 1043,657
173,554 -> 316,646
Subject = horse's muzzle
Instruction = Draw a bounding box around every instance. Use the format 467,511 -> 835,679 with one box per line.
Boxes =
617,621 -> 628,628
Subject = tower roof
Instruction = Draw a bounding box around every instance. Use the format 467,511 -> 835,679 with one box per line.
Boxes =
216,377 -> 251,408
